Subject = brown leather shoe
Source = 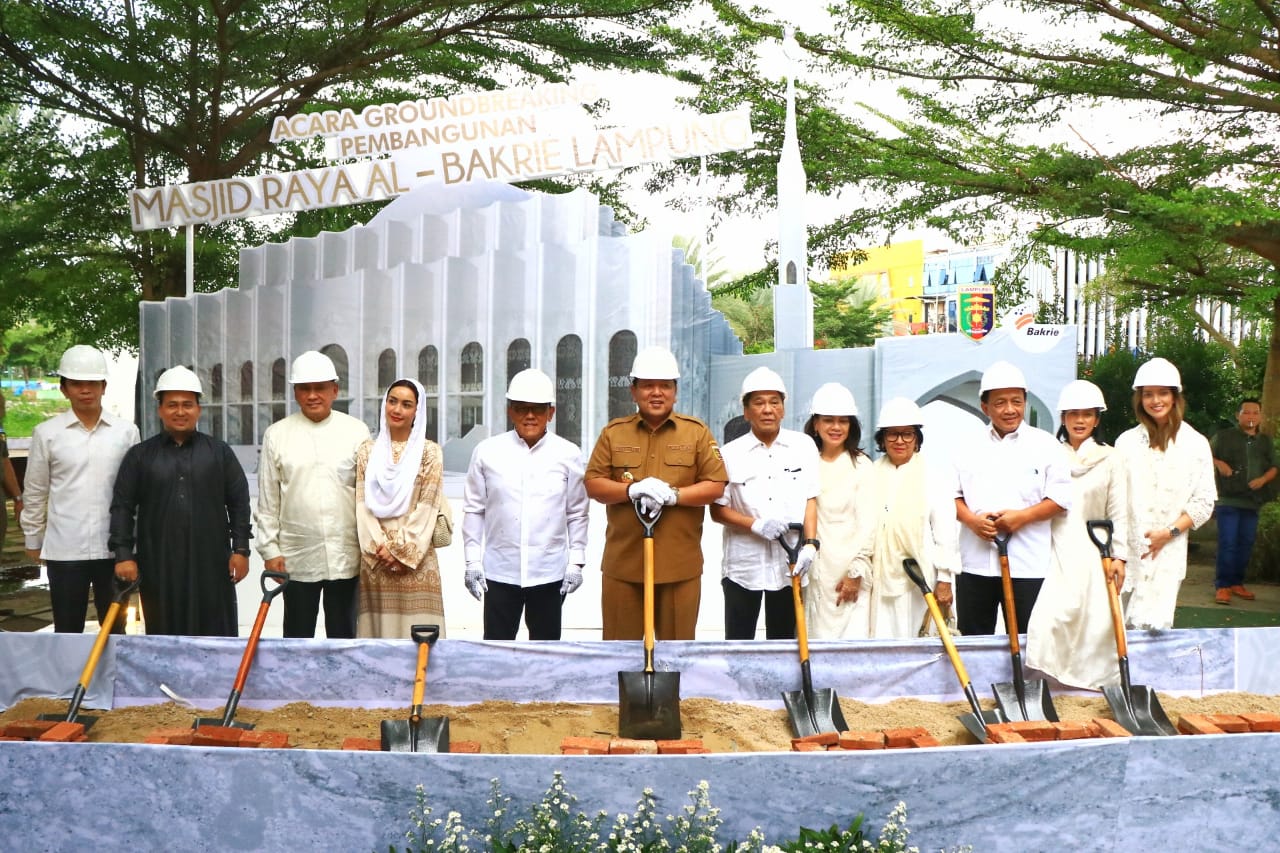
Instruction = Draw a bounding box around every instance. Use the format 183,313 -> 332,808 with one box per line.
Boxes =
1215,588 -> 1231,605
1230,585 -> 1256,601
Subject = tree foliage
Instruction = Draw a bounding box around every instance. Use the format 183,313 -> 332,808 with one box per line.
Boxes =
0,0 -> 760,346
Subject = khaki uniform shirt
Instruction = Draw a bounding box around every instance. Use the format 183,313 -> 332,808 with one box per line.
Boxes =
585,412 -> 727,584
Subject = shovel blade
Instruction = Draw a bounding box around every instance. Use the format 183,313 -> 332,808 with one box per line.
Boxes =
37,711 -> 98,731
782,688 -> 848,739
193,718 -> 254,731
618,671 -> 681,740
1102,684 -> 1179,736
992,679 -> 1059,722
957,708 -> 1005,744
380,716 -> 451,752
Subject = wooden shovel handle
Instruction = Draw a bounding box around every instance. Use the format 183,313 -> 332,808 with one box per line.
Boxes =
791,574 -> 809,663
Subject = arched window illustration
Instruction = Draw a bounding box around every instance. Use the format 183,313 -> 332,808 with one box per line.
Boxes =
320,343 -> 350,414
607,330 -> 637,420
418,345 -> 440,442
460,341 -> 483,436
505,338 -> 532,429
555,334 -> 582,446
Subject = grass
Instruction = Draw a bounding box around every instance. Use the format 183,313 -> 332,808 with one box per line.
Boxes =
2,398 -> 69,438
1174,606 -> 1280,629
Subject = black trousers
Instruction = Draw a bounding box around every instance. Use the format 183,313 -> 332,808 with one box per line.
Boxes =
483,579 -> 564,640
282,576 -> 359,638
47,559 -> 123,634
955,572 -> 1043,636
722,577 -> 795,640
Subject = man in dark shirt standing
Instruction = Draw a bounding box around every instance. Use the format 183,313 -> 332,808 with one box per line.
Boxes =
109,366 -> 252,636
1210,398 -> 1277,604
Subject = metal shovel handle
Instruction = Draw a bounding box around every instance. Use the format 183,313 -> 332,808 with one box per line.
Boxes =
993,530 -> 1011,557
632,498 -> 662,538
776,522 -> 804,566
1086,519 -> 1113,558
260,569 -> 289,601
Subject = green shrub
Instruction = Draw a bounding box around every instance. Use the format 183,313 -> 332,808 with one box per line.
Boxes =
1248,500 -> 1280,583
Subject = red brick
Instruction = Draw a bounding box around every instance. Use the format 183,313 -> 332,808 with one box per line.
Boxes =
1177,715 -> 1224,735
883,726 -> 930,748
838,731 -> 886,750
3,720 -> 58,739
1241,713 -> 1280,733
192,725 -> 245,746
449,741 -> 481,754
38,722 -> 87,743
984,724 -> 1026,744
1005,720 -> 1059,742
560,736 -> 609,754
792,741 -> 825,752
0,736 -> 22,741
239,730 -> 290,749
609,737 -> 658,755
341,737 -> 382,751
145,727 -> 195,746
1091,718 -> 1132,738
657,738 -> 705,754
1053,722 -> 1094,741
908,734 -> 941,748
684,747 -> 712,754
792,731 -> 840,747
1204,714 -> 1250,733
560,747 -> 590,755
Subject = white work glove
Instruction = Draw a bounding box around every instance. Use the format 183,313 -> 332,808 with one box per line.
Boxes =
792,544 -> 817,577
629,477 -> 676,507
751,518 -> 790,541
464,563 -> 487,600
560,565 -> 584,595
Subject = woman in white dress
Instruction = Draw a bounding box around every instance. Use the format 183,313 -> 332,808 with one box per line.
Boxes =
1026,380 -> 1127,688
865,397 -> 959,639
801,383 -> 874,639
1115,358 -> 1216,630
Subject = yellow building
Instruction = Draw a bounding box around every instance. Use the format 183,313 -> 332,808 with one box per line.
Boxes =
830,240 -> 926,335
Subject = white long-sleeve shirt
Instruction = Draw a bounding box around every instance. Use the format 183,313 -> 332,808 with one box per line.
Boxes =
254,411 -> 370,581
21,410 -> 140,560
952,421 -> 1072,579
462,429 -> 588,586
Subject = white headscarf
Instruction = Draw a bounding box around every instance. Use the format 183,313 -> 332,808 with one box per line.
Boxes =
363,378 -> 427,519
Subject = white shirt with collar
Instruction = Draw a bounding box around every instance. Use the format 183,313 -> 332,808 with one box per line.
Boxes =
462,429 -> 589,587
716,428 -> 820,591
254,410 -> 371,582
21,409 -> 141,560
952,420 -> 1072,579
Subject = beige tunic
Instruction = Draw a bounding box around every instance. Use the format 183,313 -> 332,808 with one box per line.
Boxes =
805,453 -> 874,639
355,438 -> 446,639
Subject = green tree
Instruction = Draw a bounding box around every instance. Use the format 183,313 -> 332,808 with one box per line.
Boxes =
711,285 -> 774,354
811,278 -> 891,349
1,320 -> 71,380
0,1 -> 762,347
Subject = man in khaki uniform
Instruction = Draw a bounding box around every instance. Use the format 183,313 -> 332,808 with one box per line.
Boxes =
585,346 -> 727,640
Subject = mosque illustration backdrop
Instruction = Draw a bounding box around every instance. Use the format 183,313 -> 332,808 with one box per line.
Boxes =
138,179 -> 1075,473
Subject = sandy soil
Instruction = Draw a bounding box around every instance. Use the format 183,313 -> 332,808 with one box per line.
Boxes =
6,692 -> 1280,752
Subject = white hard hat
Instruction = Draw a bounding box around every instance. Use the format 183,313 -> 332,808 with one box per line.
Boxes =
1132,357 -> 1181,391
809,383 -> 858,416
1057,379 -> 1107,413
57,345 -> 108,381
740,366 -> 786,398
877,397 -> 923,428
630,346 -> 680,380
506,368 -> 555,404
289,350 -> 339,384
979,360 -> 1027,394
153,365 -> 203,399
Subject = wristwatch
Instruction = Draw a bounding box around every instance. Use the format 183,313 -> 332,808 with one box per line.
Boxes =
1168,526 -> 1182,539
804,538 -> 821,551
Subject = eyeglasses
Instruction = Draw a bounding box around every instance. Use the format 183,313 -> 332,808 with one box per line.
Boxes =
884,430 -> 916,443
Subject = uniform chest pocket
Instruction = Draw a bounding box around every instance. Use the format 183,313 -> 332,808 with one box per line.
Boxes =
611,449 -> 642,478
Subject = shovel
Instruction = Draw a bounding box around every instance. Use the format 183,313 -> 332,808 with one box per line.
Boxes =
39,577 -> 139,730
380,624 -> 451,752
617,499 -> 681,740
903,558 -> 1003,743
193,569 -> 288,731
991,531 -> 1058,722
778,523 -> 849,738
1086,519 -> 1179,736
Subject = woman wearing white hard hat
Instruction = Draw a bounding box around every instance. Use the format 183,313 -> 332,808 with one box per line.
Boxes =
864,397 -> 960,639
355,378 -> 449,638
800,383 -> 875,639
1025,380 -> 1127,688
1114,358 -> 1216,630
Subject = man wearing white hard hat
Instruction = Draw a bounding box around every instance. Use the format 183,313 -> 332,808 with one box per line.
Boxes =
952,360 -> 1071,636
462,368 -> 589,640
1115,357 -> 1215,628
585,346 -> 727,640
255,350 -> 371,638
712,366 -> 820,639
109,366 -> 252,635
21,346 -> 141,633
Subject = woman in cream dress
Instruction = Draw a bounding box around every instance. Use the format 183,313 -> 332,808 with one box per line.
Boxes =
801,383 -> 875,639
356,378 -> 449,639
865,397 -> 959,639
1115,358 -> 1216,630
1026,380 -> 1126,688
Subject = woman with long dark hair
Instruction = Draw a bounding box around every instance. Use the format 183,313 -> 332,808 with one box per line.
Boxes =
801,383 -> 874,639
1115,358 -> 1215,630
